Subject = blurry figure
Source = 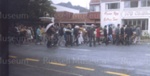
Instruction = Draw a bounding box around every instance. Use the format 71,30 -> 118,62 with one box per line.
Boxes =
65,24 -> 73,47
108,25 -> 113,43
134,26 -> 142,44
103,25 -> 108,45
120,25 -> 126,45
96,25 -> 101,45
58,24 -> 65,46
125,25 -> 133,45
73,25 -> 80,46
78,27 -> 84,45
41,26 -> 46,44
26,27 -> 32,43
88,24 -> 96,47
36,26 -> 42,45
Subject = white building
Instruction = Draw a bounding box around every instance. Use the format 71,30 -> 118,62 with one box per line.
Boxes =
52,4 -> 80,13
101,0 -> 150,35
90,0 -> 101,12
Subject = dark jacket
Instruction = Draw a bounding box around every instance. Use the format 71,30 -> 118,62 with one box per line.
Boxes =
59,27 -> 64,36
121,27 -> 125,35
125,27 -> 133,37
108,27 -> 112,35
115,27 -> 120,35
88,27 -> 95,37
104,28 -> 107,37
73,28 -> 79,37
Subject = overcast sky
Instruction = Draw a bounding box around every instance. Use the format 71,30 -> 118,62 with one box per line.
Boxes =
51,0 -> 90,8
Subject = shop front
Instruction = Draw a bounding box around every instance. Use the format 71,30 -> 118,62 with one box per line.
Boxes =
122,10 -> 150,36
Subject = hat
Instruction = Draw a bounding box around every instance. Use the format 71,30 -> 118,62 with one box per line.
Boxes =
75,25 -> 79,28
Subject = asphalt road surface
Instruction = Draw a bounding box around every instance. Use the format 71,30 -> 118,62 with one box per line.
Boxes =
8,43 -> 150,76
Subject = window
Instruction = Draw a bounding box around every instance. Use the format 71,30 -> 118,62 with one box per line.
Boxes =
124,1 -> 130,8
123,19 -> 148,30
141,0 -> 150,7
124,1 -> 139,8
90,5 -> 100,12
106,3 -> 120,9
131,1 -> 138,7
141,0 -> 147,7
148,0 -> 150,6
90,6 -> 95,11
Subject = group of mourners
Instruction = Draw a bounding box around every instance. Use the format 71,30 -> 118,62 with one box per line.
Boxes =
45,23 -> 142,48
9,23 -> 142,47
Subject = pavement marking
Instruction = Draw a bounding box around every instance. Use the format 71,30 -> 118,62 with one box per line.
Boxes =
9,56 -> 17,58
23,64 -> 83,76
48,62 -> 67,66
105,71 -> 130,76
25,58 -> 39,62
75,66 -> 95,71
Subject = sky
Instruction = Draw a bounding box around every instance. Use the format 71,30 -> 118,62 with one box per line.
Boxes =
51,0 -> 91,8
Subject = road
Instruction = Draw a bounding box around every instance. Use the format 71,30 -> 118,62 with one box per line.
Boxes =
8,43 -> 150,76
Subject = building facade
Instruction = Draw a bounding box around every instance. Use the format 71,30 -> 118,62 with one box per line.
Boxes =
101,0 -> 150,35
89,0 -> 101,25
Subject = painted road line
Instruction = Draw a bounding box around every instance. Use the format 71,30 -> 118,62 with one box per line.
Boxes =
105,71 -> 130,76
9,56 -> 17,58
75,66 -> 95,71
48,62 -> 66,66
23,64 -> 83,76
25,58 -> 39,62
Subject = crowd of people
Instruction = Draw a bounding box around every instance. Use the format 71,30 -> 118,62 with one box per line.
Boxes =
9,23 -> 142,48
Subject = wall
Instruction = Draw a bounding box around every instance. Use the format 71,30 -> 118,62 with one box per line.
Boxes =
101,1 -> 150,35
101,1 -> 122,28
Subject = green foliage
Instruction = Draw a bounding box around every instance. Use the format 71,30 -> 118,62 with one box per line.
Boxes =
8,0 -> 55,19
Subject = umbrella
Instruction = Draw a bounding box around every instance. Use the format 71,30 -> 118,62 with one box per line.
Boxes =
45,23 -> 54,32
39,17 -> 54,23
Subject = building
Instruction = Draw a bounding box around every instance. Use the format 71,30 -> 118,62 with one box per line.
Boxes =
54,12 -> 99,25
52,4 -> 80,13
90,0 -> 100,12
89,0 -> 100,25
101,0 -> 150,35
53,2 -> 100,26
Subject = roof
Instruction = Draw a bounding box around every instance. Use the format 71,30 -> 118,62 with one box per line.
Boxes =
90,0 -> 100,5
72,14 -> 87,20
55,12 -> 100,24
88,12 -> 100,20
54,11 -> 73,20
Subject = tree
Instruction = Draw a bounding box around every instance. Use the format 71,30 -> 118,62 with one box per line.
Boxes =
8,0 -> 56,20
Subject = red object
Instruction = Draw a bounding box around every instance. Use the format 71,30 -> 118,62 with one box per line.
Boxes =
96,28 -> 101,38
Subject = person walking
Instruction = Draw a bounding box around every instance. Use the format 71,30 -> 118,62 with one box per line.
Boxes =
96,25 -> 101,45
78,28 -> 84,45
115,24 -> 122,45
134,26 -> 142,44
36,26 -> 42,45
120,25 -> 126,45
73,25 -> 80,46
108,25 -> 113,43
104,25 -> 108,45
88,24 -> 96,47
125,25 -> 133,45
65,24 -> 73,47
58,24 -> 65,46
